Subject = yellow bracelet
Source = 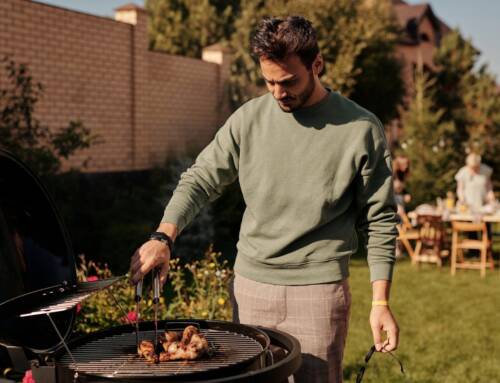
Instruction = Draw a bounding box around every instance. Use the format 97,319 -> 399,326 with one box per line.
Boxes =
372,300 -> 389,306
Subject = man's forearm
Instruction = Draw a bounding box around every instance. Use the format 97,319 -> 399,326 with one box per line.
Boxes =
156,222 -> 178,242
372,279 -> 391,301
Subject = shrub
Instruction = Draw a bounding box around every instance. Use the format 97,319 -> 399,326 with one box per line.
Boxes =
74,245 -> 233,334
0,56 -> 97,177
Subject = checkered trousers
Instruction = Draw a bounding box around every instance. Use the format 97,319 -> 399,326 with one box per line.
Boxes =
229,272 -> 351,383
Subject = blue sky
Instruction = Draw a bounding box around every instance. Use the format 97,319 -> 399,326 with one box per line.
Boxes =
36,0 -> 500,79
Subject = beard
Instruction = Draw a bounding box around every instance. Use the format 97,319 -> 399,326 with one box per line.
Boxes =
276,72 -> 316,113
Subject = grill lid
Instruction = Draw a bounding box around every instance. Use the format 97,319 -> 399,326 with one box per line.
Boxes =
0,149 -> 78,352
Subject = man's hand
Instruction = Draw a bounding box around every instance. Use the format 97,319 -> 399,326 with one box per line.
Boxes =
370,305 -> 399,352
129,223 -> 178,285
370,279 -> 399,352
129,240 -> 171,285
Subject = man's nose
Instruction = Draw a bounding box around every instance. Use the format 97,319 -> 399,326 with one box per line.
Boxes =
273,84 -> 287,99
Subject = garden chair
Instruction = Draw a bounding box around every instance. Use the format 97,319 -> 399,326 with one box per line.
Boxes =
397,210 -> 420,259
451,221 -> 494,278
412,214 -> 447,267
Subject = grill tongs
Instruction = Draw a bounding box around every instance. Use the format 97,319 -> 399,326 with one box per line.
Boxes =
135,267 -> 162,357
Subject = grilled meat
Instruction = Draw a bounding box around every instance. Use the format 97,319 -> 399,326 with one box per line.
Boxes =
180,325 -> 198,345
165,330 -> 179,342
140,326 -> 210,362
137,340 -> 159,364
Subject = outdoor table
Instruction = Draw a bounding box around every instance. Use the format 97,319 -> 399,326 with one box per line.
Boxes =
408,209 -> 500,223
405,208 -> 500,261
449,213 -> 500,223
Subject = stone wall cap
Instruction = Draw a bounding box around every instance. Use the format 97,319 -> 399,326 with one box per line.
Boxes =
203,43 -> 233,53
114,3 -> 148,13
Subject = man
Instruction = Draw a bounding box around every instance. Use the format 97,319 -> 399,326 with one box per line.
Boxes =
455,152 -> 495,210
130,16 -> 399,383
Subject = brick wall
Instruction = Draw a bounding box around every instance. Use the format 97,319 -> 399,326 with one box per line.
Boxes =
0,0 -> 230,172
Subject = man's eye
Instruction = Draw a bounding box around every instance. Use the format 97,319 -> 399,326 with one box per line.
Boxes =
280,80 -> 296,87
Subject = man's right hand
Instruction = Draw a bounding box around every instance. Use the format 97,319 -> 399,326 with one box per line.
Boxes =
129,239 -> 171,285
129,223 -> 178,285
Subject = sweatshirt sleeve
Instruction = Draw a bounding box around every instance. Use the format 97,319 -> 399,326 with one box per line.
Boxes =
161,112 -> 241,233
355,117 -> 398,282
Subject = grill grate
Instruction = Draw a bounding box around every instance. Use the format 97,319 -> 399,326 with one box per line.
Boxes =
58,329 -> 264,378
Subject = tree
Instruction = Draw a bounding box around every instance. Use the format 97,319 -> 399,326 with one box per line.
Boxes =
146,0 -> 234,58
146,0 -> 404,122
401,65 -> 456,205
228,0 -> 404,123
462,68 -> 500,191
433,30 -> 478,155
0,57 -> 96,177
433,30 -> 500,191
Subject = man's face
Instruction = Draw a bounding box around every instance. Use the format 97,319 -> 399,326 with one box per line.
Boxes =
259,54 -> 316,112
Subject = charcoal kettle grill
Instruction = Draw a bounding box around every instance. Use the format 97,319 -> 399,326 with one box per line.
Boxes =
0,149 -> 301,382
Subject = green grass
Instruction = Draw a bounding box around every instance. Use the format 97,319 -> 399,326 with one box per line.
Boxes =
343,258 -> 500,383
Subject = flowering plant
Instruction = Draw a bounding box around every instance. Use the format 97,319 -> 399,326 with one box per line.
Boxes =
74,245 -> 233,334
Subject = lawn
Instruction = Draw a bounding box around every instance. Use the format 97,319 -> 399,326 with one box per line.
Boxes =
343,258 -> 500,383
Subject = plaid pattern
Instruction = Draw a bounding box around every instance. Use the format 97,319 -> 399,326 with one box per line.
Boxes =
229,272 -> 351,383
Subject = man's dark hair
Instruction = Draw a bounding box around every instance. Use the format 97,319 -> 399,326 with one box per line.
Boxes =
250,16 -> 319,69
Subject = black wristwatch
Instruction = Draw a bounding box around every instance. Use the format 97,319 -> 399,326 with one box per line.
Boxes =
149,231 -> 173,252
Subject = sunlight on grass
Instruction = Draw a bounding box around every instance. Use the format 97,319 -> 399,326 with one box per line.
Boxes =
344,258 -> 500,383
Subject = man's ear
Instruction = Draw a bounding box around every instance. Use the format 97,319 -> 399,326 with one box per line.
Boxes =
312,53 -> 324,76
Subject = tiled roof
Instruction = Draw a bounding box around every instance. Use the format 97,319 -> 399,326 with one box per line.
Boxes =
392,1 -> 450,39
393,3 -> 429,27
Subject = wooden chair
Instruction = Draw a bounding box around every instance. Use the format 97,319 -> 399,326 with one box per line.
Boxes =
451,221 -> 494,277
397,210 -> 420,260
412,214 -> 447,267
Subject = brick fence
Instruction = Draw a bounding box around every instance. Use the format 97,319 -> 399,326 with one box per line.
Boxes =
0,0 -> 231,172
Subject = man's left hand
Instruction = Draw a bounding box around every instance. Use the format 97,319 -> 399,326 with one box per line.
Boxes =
369,306 -> 399,352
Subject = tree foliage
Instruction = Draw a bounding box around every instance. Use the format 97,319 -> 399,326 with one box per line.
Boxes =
146,0 -> 235,58
0,57 -> 96,177
229,0 -> 404,123
401,66 -> 456,205
401,29 -> 500,203
146,0 -> 404,124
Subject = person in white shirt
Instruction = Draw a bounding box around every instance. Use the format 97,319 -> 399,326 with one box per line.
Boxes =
455,153 -> 495,210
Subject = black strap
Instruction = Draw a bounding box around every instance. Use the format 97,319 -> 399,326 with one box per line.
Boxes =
149,231 -> 173,251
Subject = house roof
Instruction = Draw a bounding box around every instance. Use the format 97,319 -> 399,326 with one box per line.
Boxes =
393,1 -> 450,43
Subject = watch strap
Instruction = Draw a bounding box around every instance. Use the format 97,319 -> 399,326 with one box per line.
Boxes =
149,231 -> 173,251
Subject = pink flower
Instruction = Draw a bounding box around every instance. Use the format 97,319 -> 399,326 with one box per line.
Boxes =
23,370 -> 36,383
86,276 -> 98,282
76,303 -> 82,313
122,311 -> 137,323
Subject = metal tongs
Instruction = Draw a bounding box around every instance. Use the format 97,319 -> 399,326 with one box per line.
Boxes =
152,267 -> 162,353
134,267 -> 162,353
134,279 -> 143,349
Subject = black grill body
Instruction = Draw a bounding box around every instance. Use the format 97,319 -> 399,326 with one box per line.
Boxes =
0,149 -> 302,382
33,320 -> 300,383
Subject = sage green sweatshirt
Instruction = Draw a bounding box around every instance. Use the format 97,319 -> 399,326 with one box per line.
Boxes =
162,90 -> 397,285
